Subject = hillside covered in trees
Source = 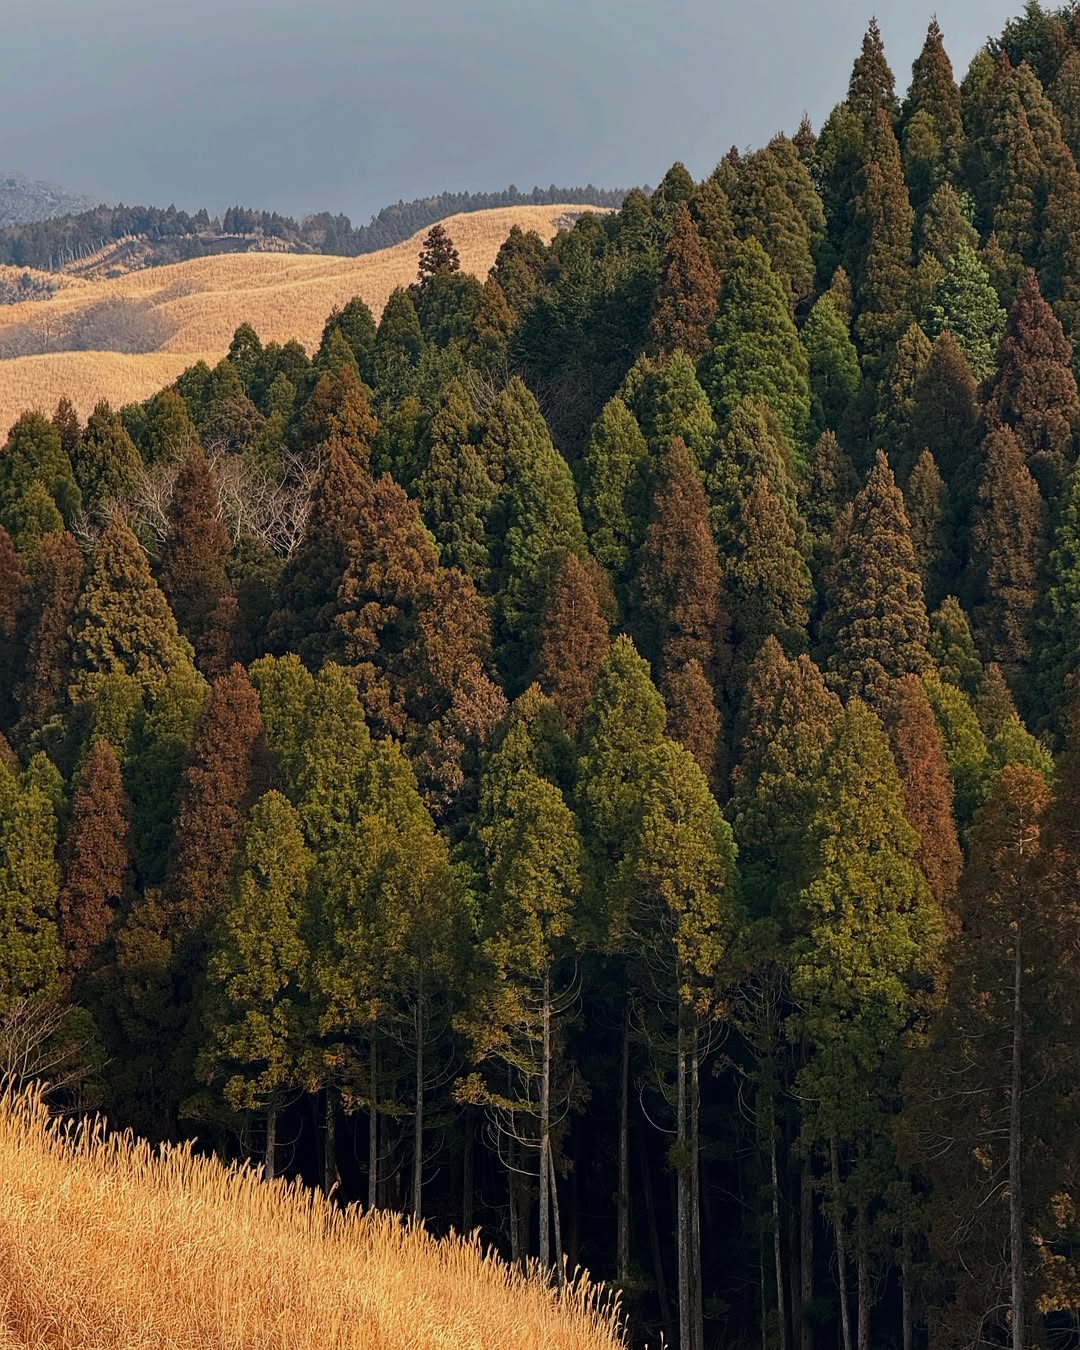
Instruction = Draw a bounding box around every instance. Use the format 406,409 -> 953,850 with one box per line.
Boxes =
0,183 -> 627,276
6,6 -> 1080,1350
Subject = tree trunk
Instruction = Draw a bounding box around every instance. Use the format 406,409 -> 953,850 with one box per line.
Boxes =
462,1112 -> 474,1233
1010,929 -> 1025,1350
324,1086 -> 338,1196
509,1131 -> 521,1267
831,1138 -> 853,1350
549,1139 -> 565,1291
692,1030 -> 704,1350
677,1004 -> 691,1350
413,962 -> 425,1219
856,1205 -> 870,1350
539,969 -> 552,1270
368,1039 -> 378,1212
801,1153 -> 815,1350
617,993 -> 631,1284
640,1126 -> 673,1337
901,1249 -> 912,1350
264,1101 -> 277,1181
772,1127 -> 788,1350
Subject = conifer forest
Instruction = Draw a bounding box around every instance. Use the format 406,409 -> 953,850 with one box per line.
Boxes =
8,7 -> 1080,1349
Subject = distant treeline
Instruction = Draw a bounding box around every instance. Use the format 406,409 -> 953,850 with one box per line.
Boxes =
0,184 -> 629,272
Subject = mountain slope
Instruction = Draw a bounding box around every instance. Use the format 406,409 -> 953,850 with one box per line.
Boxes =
0,173 -> 96,228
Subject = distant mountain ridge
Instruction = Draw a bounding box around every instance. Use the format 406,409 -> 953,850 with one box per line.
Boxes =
0,172 -> 96,228
0,182 -> 628,276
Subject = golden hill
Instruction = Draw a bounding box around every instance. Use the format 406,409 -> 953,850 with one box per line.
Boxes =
0,204 -> 599,436
0,1088 -> 625,1350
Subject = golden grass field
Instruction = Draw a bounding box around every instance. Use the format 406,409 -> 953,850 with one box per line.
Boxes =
0,204 -> 598,437
0,1088 -> 625,1350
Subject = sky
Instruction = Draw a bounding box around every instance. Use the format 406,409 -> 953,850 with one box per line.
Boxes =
0,0 -> 1021,224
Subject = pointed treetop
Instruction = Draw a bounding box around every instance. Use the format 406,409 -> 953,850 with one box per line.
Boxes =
849,17 -> 898,125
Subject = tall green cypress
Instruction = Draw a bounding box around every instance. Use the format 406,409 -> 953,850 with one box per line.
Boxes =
649,204 -> 720,360
924,243 -> 1006,380
75,401 -> 143,511
0,753 -> 63,1012
854,110 -> 915,364
580,396 -> 651,595
802,295 -> 862,441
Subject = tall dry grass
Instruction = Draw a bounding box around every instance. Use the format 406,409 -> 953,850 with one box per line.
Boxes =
0,1088 -> 625,1350
0,204 -> 605,436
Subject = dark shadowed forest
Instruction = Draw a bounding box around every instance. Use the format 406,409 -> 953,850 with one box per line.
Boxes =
4,6 -> 1080,1350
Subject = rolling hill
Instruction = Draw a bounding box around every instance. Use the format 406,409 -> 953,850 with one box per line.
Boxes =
0,203 -> 600,436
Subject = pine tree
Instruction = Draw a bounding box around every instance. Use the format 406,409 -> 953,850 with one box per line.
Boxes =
908,330 -> 980,489
69,517 -> 194,704
923,669 -> 992,823
1051,46 -> 1080,163
141,387 -> 200,464
878,674 -> 962,907
580,396 -> 651,594
731,135 -> 825,311
75,401 -> 143,510
902,19 -> 965,210
918,182 -> 979,265
924,243 -> 1006,380
800,430 -> 859,583
14,531 -> 83,739
823,451 -> 931,701
373,287 -> 424,404
268,440 -> 371,664
699,236 -> 811,447
1039,464 -> 1080,715
52,397 -> 81,466
620,349 -> 718,469
317,297 -> 377,382
0,753 -> 63,1012
688,174 -> 736,272
855,110 -> 915,364
0,411 -> 81,536
299,363 -> 378,463
983,269 -> 1080,497
197,790 -> 312,1177
0,525 -> 25,728
638,437 -> 727,685
661,658 -> 722,783
466,275 -> 514,376
873,322 -> 932,479
966,427 -> 1047,686
905,449 -> 954,609
226,322 -> 263,391
649,204 -> 720,360
848,18 -> 898,125
802,294 -> 861,440
534,553 -> 611,734
59,739 -> 133,979
157,445 -> 231,653
417,223 -> 461,285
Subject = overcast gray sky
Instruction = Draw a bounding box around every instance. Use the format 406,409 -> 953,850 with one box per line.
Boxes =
0,0 -> 1020,222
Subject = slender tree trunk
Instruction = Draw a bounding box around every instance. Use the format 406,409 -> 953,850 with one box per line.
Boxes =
692,1031 -> 704,1350
801,1154 -> 815,1350
640,1126 -> 673,1336
677,1004 -> 691,1350
772,1128 -> 788,1350
549,1140 -> 565,1290
462,1112 -> 474,1233
856,1205 -> 870,1350
509,1132 -> 521,1266
617,994 -> 631,1284
368,1039 -> 378,1211
539,969 -> 552,1271
324,1086 -> 338,1196
413,963 -> 425,1219
1010,930 -> 1025,1350
788,1139 -> 802,1350
831,1138 -> 852,1350
901,1248 -> 912,1350
264,1102 -> 277,1181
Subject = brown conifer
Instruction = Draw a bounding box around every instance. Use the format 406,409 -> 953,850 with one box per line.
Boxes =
662,657 -> 723,785
157,445 -> 231,652
855,109 -> 915,364
168,664 -> 265,937
823,450 -> 931,701
196,594 -> 250,682
905,449 -> 954,609
903,19 -> 965,190
534,552 -> 611,734
909,330 -> 980,488
59,739 -> 134,977
649,203 -> 720,360
638,437 -> 728,685
52,397 -> 82,464
848,18 -> 898,125
417,223 -> 461,285
14,531 -> 84,739
878,674 -> 962,908
983,269 -> 1080,496
966,427 -> 1048,682
0,525 -> 25,726
299,363 -> 378,461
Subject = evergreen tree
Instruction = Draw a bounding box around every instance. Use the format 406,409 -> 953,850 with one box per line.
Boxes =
0,525 -> 24,728
902,20 -> 965,210
983,268 -> 1080,497
878,674 -> 962,907
417,223 -> 461,284
534,552 -> 611,733
908,330 -> 980,489
924,243 -> 1006,380
928,596 -> 983,695
69,517 -> 194,704
662,657 -> 722,783
52,397 -> 81,466
918,182 -> 979,266
1039,464 -> 1080,715
226,322 -> 263,391
0,411 -> 81,537
157,445 -> 231,652
855,110 -> 915,364
823,451 -> 931,701
802,294 -> 862,441
699,236 -> 811,447
924,669 -> 992,823
197,790 -> 312,1178
800,430 -> 859,584
14,531 -> 83,740
373,287 -> 424,404
688,174 -> 736,273
620,350 -> 718,469
848,18 -> 898,125
649,204 -> 720,360
731,135 -> 825,311
317,297 -> 377,382
905,449 -> 954,609
580,396 -> 651,595
58,739 -> 133,980
0,753 -> 63,1012
873,322 -> 932,478
966,427 -> 1048,687
140,387 -> 200,465
75,401 -> 143,510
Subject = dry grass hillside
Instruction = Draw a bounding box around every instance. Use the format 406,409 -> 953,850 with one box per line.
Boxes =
0,1088 -> 625,1350
0,204 -> 598,436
